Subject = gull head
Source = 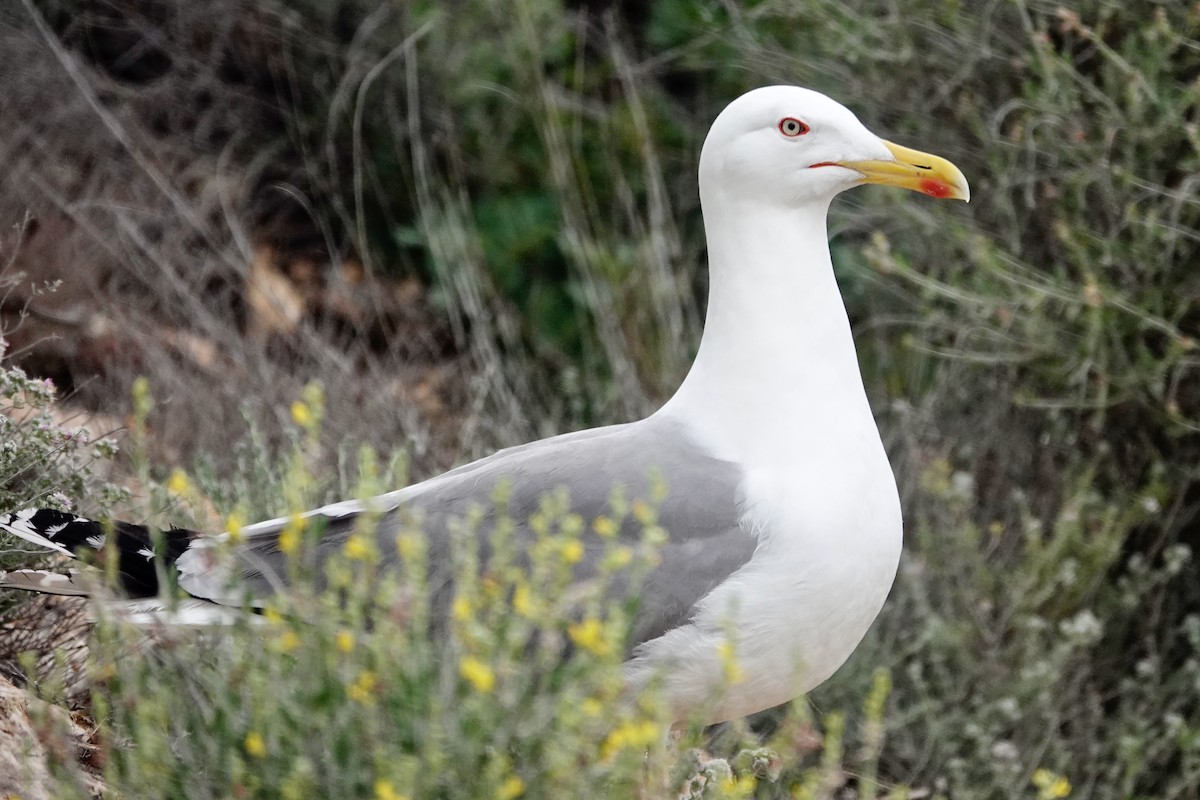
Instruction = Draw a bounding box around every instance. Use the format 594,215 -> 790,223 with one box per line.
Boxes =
700,85 -> 970,207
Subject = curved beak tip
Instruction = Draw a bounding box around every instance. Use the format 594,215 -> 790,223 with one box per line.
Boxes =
841,140 -> 971,203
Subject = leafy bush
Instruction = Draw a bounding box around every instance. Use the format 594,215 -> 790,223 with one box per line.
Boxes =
0,258 -> 129,581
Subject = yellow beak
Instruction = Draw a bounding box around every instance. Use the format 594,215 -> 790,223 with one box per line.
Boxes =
836,140 -> 970,202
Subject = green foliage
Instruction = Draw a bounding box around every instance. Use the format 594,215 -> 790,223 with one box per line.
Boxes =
0,269 -> 130,589
63,401 -> 902,799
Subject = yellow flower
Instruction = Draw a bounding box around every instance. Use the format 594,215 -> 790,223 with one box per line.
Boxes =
226,511 -> 245,544
512,583 -> 534,617
347,670 -> 377,705
601,719 -> 660,760
167,469 -> 191,496
720,775 -> 758,796
497,775 -> 525,800
593,515 -> 618,538
244,731 -> 267,758
717,640 -> 745,685
374,779 -> 408,800
1032,769 -> 1071,799
396,532 -> 421,561
279,514 -> 306,555
290,400 -> 313,428
632,500 -> 654,525
561,540 -> 584,565
131,376 -> 153,418
344,534 -> 371,561
264,606 -> 284,625
568,618 -> 611,657
459,657 -> 495,693
580,698 -> 603,717
605,546 -> 634,570
277,630 -> 301,653
335,630 -> 355,653
452,595 -> 472,622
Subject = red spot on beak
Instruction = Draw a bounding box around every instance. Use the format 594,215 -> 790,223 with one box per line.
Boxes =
919,178 -> 953,199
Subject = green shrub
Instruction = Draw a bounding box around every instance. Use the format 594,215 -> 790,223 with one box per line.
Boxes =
62,391 -> 903,799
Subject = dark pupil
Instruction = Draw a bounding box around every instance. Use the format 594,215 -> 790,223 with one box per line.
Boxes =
786,121 -> 797,132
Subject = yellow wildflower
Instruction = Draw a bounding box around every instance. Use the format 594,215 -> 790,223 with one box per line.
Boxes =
396,532 -> 420,561
1032,769 -> 1071,799
452,595 -> 472,622
290,400 -> 313,428
568,618 -> 611,657
720,775 -> 758,796
459,657 -> 495,693
605,546 -> 633,570
512,583 -> 534,617
374,780 -> 408,800
632,499 -> 654,525
264,606 -> 284,625
244,731 -> 267,758
226,511 -> 245,544
717,640 -> 745,684
580,698 -> 603,717
347,670 -> 377,705
601,719 -> 660,760
497,775 -> 525,800
279,514 -> 306,555
344,534 -> 371,561
131,376 -> 153,418
593,515 -> 618,538
561,539 -> 584,565
335,630 -> 355,653
277,630 -> 301,653
166,469 -> 190,496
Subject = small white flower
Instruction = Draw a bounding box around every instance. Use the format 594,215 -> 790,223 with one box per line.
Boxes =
951,471 -> 975,498
991,740 -> 1019,761
1164,545 -> 1191,576
996,697 -> 1020,719
1059,609 -> 1103,645
1057,558 -> 1079,587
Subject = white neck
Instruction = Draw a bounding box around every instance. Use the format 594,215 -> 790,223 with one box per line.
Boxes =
660,192 -> 878,464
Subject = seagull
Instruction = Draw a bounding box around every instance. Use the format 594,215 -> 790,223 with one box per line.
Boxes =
0,86 -> 968,724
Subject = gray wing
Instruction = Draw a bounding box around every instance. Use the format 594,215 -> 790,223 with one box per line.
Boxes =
177,414 -> 757,651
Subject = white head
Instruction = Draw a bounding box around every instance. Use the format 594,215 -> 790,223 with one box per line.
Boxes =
700,86 -> 969,208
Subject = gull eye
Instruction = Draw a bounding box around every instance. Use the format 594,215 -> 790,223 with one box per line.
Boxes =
778,117 -> 810,137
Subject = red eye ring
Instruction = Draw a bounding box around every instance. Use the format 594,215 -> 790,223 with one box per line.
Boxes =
779,117 -> 810,137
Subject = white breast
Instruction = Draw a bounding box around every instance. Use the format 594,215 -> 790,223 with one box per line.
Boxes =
624,419 -> 902,723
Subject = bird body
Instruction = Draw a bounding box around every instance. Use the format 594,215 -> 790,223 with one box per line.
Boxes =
0,86 -> 968,724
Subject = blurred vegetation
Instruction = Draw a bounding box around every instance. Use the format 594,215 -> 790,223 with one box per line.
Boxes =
0,0 -> 1198,797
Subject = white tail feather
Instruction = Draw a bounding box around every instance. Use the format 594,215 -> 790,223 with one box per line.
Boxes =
98,598 -> 255,627
0,569 -> 90,596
